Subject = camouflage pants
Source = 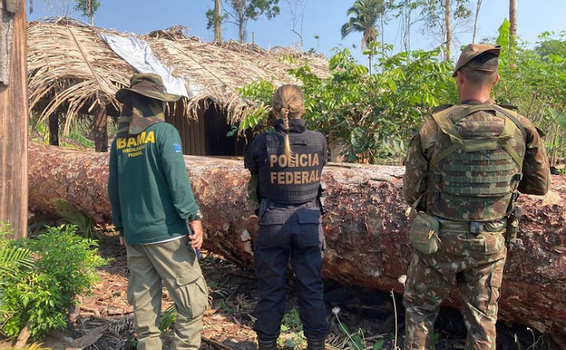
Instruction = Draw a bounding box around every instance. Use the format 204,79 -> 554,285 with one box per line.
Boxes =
403,228 -> 507,350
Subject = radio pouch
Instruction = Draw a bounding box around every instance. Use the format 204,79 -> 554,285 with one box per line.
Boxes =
409,212 -> 441,254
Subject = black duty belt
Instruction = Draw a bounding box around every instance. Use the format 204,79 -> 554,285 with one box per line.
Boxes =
439,219 -> 507,234
265,200 -> 317,209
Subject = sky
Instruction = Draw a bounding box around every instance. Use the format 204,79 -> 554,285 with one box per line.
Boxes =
27,0 -> 566,64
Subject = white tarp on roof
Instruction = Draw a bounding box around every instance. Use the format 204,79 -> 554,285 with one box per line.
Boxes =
100,33 -> 193,98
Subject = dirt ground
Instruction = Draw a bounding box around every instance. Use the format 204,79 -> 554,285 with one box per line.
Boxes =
0,233 -> 560,350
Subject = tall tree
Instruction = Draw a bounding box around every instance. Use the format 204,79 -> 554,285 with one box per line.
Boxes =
420,0 -> 471,61
341,0 -> 386,74
214,0 -> 222,42
444,0 -> 451,60
391,0 -> 426,53
472,0 -> 482,43
75,0 -> 100,25
223,0 -> 281,43
206,0 -> 225,42
509,0 -> 517,45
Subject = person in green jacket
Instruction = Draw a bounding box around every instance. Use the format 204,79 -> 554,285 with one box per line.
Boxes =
108,73 -> 208,350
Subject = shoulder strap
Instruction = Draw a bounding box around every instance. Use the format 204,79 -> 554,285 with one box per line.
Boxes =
430,104 -> 525,169
491,105 -> 527,139
491,105 -> 526,168
430,106 -> 465,168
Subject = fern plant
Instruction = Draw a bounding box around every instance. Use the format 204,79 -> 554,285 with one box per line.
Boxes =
50,198 -> 97,239
0,224 -> 36,314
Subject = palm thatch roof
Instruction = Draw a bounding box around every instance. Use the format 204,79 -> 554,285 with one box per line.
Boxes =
27,19 -> 330,127
28,19 -> 133,133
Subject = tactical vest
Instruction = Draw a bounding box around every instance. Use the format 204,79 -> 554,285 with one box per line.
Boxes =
258,131 -> 325,204
426,104 -> 526,222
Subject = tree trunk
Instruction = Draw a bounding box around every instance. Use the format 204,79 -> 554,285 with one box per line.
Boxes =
27,143 -> 566,342
49,113 -> 59,146
93,104 -> 108,152
472,0 -> 482,44
238,18 -> 246,44
509,0 -> 518,45
214,0 -> 222,43
0,0 -> 28,239
444,0 -> 452,61
87,0 -> 94,26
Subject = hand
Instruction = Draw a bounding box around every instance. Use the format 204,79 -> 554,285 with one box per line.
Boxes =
119,236 -> 125,246
188,220 -> 204,250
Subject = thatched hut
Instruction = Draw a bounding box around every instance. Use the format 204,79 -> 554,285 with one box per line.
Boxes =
27,19 -> 329,155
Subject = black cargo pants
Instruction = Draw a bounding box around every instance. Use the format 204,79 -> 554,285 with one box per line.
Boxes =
253,200 -> 330,342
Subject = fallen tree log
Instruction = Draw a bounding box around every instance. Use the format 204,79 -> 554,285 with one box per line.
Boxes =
29,143 -> 566,343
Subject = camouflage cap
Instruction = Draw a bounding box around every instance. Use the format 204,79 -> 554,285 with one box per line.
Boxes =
116,73 -> 181,103
452,44 -> 501,77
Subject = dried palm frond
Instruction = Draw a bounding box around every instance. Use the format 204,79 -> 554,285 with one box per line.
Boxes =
27,19 -> 133,134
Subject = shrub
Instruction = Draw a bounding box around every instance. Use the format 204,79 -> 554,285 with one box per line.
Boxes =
0,225 -> 109,340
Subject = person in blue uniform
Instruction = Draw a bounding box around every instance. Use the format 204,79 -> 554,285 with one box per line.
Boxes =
244,84 -> 330,350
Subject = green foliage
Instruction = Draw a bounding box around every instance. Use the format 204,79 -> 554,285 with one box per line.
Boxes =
224,0 -> 280,42
50,198 -> 96,239
238,79 -> 276,132
0,225 -> 109,340
547,108 -> 566,166
240,45 -> 455,164
496,18 -> 511,50
239,0 -> 280,20
494,25 -> 566,165
206,8 -> 229,31
239,22 -> 566,165
159,304 -> 177,334
0,223 -> 35,316
333,308 -> 367,350
74,0 -> 101,18
536,34 -> 566,58
278,308 -> 305,349
218,300 -> 234,314
65,131 -> 94,149
28,116 -> 94,151
341,0 -> 386,48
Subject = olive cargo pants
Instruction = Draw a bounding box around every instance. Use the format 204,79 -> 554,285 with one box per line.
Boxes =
126,236 -> 209,350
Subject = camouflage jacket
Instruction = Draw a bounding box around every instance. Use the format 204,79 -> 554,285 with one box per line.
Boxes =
403,101 -> 550,220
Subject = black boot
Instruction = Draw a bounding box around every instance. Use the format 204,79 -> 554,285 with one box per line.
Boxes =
307,338 -> 326,350
257,339 -> 277,350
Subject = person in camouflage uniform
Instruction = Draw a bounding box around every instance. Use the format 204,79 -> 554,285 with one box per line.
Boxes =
402,44 -> 550,350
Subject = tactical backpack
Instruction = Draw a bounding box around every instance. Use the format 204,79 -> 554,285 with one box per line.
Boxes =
425,104 -> 526,222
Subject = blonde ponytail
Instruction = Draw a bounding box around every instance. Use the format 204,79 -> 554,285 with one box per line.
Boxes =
281,107 -> 292,162
272,85 -> 305,167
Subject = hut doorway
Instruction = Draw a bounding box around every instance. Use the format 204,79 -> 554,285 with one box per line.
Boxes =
168,101 -> 247,157
204,105 -> 243,157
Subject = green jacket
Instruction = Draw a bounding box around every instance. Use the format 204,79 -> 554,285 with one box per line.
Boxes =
108,122 -> 200,245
